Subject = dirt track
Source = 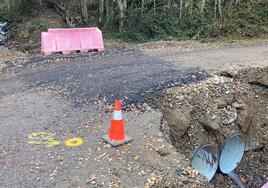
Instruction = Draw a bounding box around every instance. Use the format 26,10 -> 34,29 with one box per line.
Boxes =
142,42 -> 268,70
0,43 -> 267,187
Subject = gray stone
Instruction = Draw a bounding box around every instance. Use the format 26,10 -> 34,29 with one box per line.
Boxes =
162,106 -> 192,138
223,108 -> 237,125
232,100 -> 246,109
157,147 -> 171,156
216,95 -> 234,108
218,70 -> 238,78
199,114 -> 221,131
245,140 -> 264,152
258,73 -> 268,87
249,72 -> 268,88
236,99 -> 255,133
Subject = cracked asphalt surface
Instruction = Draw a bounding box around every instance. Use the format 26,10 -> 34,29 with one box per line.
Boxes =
0,44 -> 267,187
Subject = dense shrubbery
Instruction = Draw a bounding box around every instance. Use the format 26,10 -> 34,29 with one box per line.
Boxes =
222,1 -> 268,37
113,8 -> 213,41
0,0 -> 39,22
112,1 -> 268,42
1,0 -> 267,42
0,7 -> 22,22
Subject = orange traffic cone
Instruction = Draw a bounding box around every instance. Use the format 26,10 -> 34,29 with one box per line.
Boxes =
102,100 -> 132,147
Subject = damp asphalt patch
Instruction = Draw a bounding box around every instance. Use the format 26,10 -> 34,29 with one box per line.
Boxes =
2,49 -> 210,106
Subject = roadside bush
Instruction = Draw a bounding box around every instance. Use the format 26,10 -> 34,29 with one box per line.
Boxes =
0,0 -> 39,22
223,1 -> 268,37
112,7 -> 214,42
1,0 -> 268,42
111,1 -> 268,42
0,7 -> 23,23
19,30 -> 30,39
39,21 -> 49,31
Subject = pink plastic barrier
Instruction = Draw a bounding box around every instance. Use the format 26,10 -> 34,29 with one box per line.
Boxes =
262,182 -> 268,188
41,27 -> 104,55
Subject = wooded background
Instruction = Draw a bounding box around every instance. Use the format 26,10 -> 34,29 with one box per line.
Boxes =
1,0 -> 268,41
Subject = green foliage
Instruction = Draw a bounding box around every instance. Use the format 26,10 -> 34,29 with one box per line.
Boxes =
39,21 -> 49,31
110,0 -> 268,42
0,7 -> 23,22
19,30 -> 30,39
1,0 -> 268,42
179,11 -> 214,38
17,21 -> 49,41
112,7 -> 214,42
223,1 -> 268,37
0,0 -> 39,22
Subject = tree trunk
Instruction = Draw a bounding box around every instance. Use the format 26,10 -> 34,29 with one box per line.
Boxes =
225,0 -> 235,13
167,0 -> 173,8
218,0 -> 223,27
116,0 -> 127,31
46,0 -> 74,27
105,0 -> 114,23
141,0 -> 144,15
153,0 -> 156,14
103,0 -> 115,29
214,0 -> 217,18
39,0 -> 45,6
179,0 -> 183,20
199,0 -> 206,14
4,0 -> 11,11
105,0 -> 110,21
81,0 -> 89,23
99,0 -> 104,23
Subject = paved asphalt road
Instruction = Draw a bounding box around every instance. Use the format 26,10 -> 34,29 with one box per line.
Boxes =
0,45 -> 267,187
2,49 -> 209,106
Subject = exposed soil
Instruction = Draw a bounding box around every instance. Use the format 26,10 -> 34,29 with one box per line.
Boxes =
153,67 -> 268,187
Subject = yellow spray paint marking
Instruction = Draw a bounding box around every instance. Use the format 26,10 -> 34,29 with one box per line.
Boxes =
65,137 -> 84,147
28,132 -> 60,147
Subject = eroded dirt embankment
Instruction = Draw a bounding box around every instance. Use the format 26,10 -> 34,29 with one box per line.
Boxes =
153,67 -> 268,187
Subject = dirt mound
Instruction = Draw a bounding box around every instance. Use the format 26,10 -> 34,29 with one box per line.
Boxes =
153,67 -> 268,187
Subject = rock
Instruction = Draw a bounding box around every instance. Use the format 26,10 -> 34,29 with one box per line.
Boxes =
259,73 -> 268,87
232,100 -> 246,109
218,70 -> 238,78
112,170 -> 121,178
161,118 -> 172,144
236,100 -> 255,133
157,147 -> 171,156
249,72 -> 268,88
216,95 -> 234,108
199,114 -> 221,131
162,106 -> 192,138
245,140 -> 264,152
29,40 -> 34,45
216,98 -> 228,108
222,107 -> 237,125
